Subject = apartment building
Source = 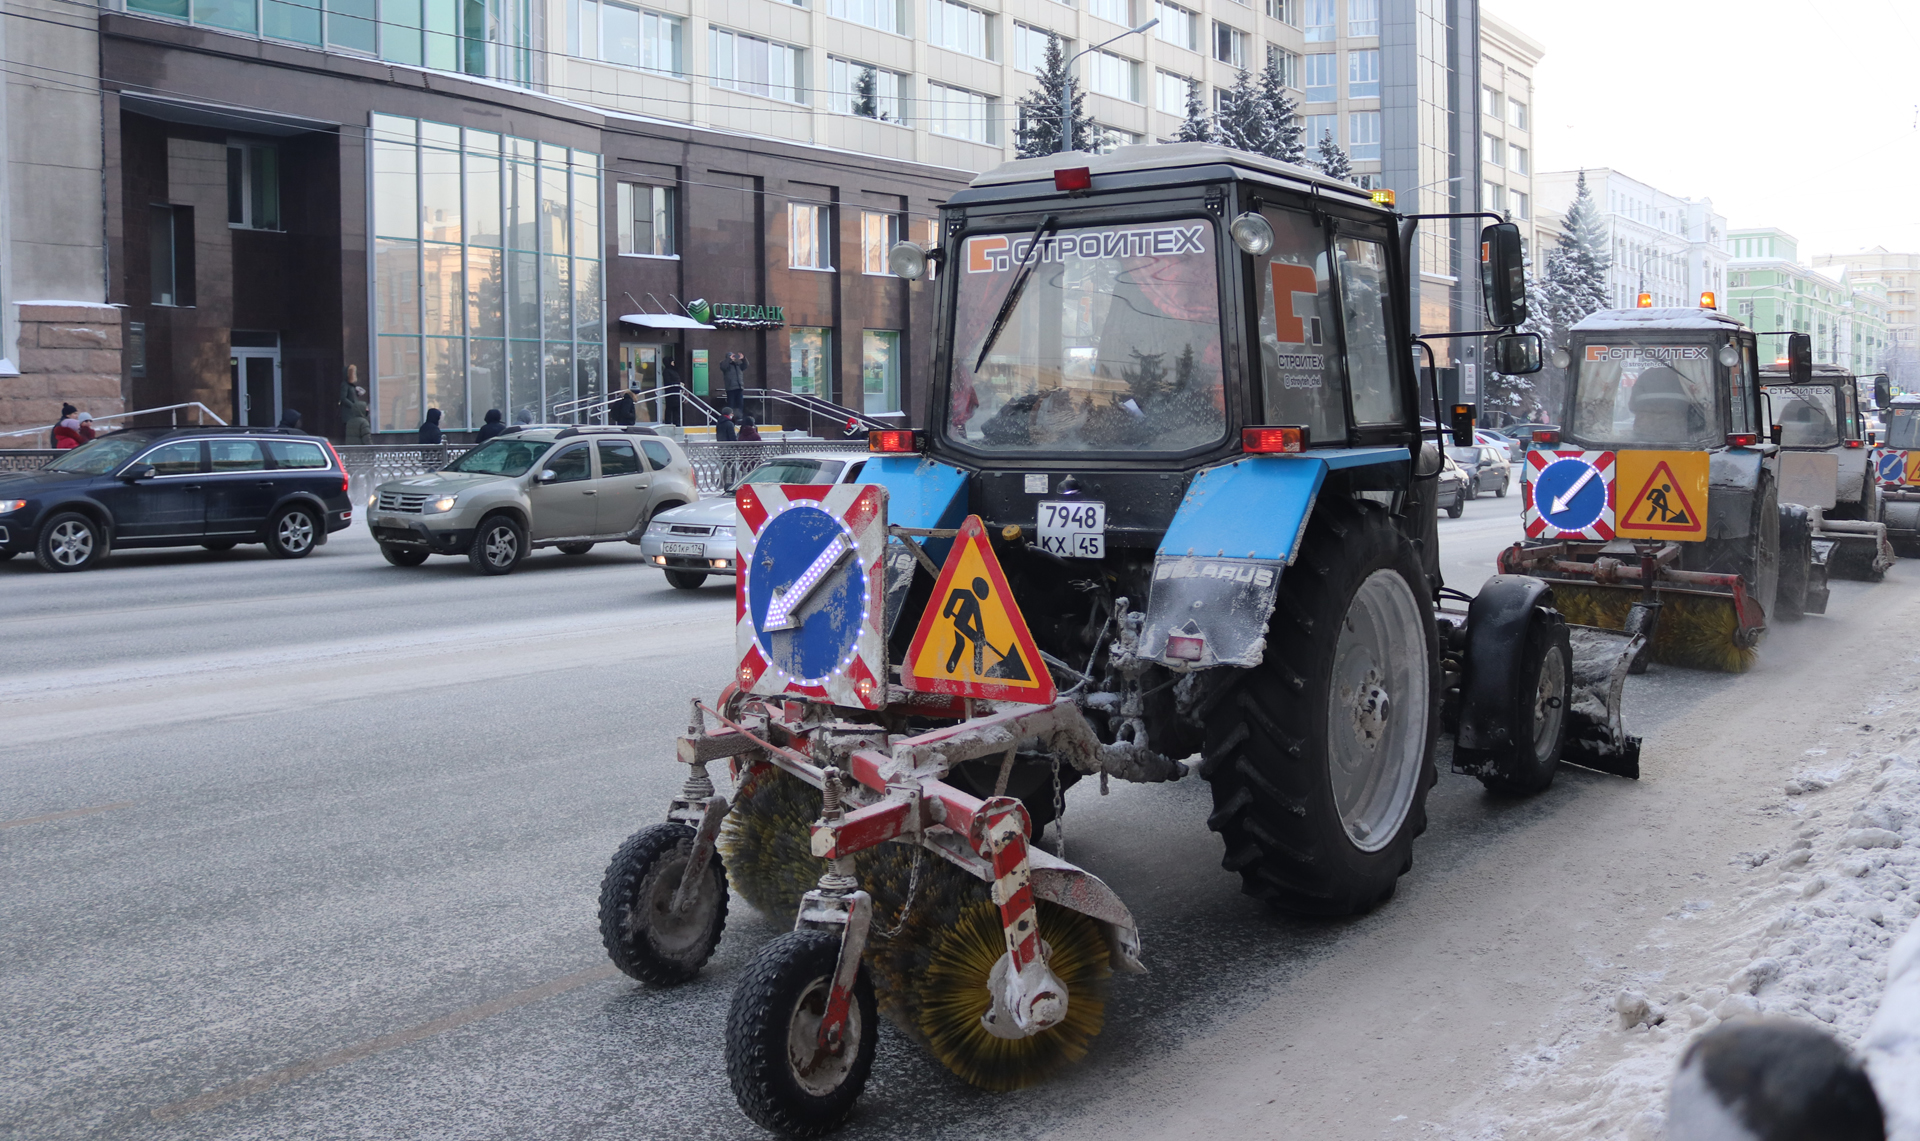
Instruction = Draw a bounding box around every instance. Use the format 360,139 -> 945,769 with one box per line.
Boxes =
1477,10 -> 1538,254
1536,168 -> 1728,313
1814,248 -> 1920,389
1728,229 -> 1892,375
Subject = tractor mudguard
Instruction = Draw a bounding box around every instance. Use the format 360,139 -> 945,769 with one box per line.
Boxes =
1708,449 -> 1764,540
1137,448 -> 1408,669
864,454 -> 969,562
1455,575 -> 1553,754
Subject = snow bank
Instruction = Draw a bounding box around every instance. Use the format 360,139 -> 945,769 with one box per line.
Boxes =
1865,914 -> 1920,1141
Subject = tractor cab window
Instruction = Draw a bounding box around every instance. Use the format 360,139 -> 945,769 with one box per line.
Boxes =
1568,339 -> 1721,450
945,217 -> 1226,454
1768,384 -> 1840,448
1733,338 -> 1758,436
1336,235 -> 1403,427
1887,405 -> 1920,450
1256,209 -> 1343,444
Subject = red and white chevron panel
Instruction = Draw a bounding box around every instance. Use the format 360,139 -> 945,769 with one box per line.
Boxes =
1522,449 -> 1617,540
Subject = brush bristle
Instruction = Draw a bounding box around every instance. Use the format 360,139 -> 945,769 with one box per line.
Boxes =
1548,582 -> 1757,673
719,765 -> 1109,1090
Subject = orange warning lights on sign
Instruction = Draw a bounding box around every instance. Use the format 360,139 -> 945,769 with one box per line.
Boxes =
903,515 -> 1056,705
1615,450 -> 1710,541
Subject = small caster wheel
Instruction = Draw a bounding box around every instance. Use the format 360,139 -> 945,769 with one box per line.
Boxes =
597,822 -> 728,985
727,929 -> 877,1137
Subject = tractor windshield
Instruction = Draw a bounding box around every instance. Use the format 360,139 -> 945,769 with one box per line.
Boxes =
1568,339 -> 1721,450
944,218 -> 1226,454
1764,383 -> 1840,448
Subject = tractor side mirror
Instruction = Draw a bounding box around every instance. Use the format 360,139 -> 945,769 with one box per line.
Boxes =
1493,332 -> 1543,375
1450,403 -> 1476,447
1876,375 -> 1893,410
1786,332 -> 1813,384
1478,222 -> 1528,328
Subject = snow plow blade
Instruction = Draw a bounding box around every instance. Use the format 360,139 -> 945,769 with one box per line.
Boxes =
1562,625 -> 1643,779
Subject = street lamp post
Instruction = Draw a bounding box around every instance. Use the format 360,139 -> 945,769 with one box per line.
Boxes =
1060,18 -> 1159,154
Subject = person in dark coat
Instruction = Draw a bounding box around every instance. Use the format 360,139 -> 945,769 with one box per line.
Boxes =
720,351 -> 747,413
608,388 -> 638,426
277,407 -> 302,431
736,414 -> 762,442
714,408 -> 739,442
476,409 -> 508,441
419,407 -> 443,444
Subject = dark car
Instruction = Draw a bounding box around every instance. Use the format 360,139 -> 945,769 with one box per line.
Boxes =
0,427 -> 354,571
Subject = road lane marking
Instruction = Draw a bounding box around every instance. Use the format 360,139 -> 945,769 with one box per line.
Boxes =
0,801 -> 137,828
147,962 -> 619,1121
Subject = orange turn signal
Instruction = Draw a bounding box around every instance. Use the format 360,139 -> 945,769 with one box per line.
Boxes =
868,429 -> 923,453
1242,425 -> 1307,454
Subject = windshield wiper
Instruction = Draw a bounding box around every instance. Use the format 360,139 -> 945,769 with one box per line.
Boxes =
972,214 -> 1057,373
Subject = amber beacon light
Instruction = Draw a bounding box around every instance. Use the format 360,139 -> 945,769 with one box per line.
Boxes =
1699,291 -> 1717,310
1637,293 -> 1654,308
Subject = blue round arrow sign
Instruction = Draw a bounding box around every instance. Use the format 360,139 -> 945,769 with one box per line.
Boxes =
747,505 -> 868,684
1533,456 -> 1608,534
1880,451 -> 1905,483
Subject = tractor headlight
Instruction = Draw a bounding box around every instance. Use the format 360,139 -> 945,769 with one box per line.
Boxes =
1229,213 -> 1274,255
423,495 -> 458,514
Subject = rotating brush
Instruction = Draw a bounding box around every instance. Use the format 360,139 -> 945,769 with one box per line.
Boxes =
1548,582 -> 1756,674
719,765 -> 1111,1090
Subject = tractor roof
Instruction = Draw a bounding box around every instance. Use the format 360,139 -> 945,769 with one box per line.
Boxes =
1760,363 -> 1854,380
961,143 -> 1378,204
1571,307 -> 1748,333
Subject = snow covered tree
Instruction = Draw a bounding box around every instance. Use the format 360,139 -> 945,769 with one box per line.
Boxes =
1491,172 -> 1614,418
1213,68 -> 1271,156
1315,131 -> 1353,182
1175,78 -> 1213,144
851,66 -> 882,121
1260,56 -> 1304,164
1554,170 -> 1611,321
1013,34 -> 1096,158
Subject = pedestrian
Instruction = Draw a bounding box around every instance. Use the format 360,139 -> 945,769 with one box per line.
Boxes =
419,407 -> 443,444
52,404 -> 82,449
661,354 -> 682,392
75,412 -> 97,443
49,403 -> 77,449
737,413 -> 762,442
277,407 -> 302,431
476,408 -> 508,441
721,351 -> 747,414
608,387 -> 637,426
344,387 -> 372,445
714,407 -> 739,442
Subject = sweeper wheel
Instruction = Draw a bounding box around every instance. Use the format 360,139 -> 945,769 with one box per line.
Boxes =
1458,607 -> 1572,796
726,929 -> 877,1137
598,822 -> 728,985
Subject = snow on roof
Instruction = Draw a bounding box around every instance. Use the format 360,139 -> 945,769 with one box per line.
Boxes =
967,143 -> 1374,201
1571,307 -> 1746,332
15,300 -> 119,309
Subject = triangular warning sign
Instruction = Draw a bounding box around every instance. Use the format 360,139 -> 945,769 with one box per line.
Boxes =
1619,459 -> 1703,535
903,515 -> 1057,704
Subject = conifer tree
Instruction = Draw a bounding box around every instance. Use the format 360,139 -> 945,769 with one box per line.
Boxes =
851,66 -> 882,121
1260,55 -> 1304,164
1315,131 -> 1353,182
1175,78 -> 1213,144
1014,34 -> 1097,158
1213,68 -> 1270,156
1493,173 -> 1614,417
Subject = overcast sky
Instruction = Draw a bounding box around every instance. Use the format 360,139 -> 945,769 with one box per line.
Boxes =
1488,0 -> 1920,259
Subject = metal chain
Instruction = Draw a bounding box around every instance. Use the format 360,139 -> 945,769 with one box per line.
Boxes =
873,844 -> 926,940
1051,752 -> 1066,860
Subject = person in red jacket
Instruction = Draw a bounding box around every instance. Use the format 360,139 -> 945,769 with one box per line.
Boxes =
75,412 -> 96,443
50,403 -> 81,449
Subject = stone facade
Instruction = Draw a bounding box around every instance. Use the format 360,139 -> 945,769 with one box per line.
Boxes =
0,301 -> 124,444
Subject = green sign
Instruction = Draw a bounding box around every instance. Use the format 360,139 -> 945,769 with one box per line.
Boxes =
691,348 -> 709,396
687,298 -> 784,329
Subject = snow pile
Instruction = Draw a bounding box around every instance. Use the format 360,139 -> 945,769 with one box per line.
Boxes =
1469,707 -> 1920,1140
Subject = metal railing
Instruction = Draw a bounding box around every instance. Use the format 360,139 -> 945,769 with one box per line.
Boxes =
551,384 -> 897,439
0,449 -> 57,472
0,402 -> 228,446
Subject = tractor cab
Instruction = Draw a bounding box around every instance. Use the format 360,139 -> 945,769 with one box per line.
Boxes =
1752,361 -> 1895,581
1558,307 -> 1760,454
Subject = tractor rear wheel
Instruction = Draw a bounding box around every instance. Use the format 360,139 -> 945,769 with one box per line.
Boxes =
1198,498 -> 1439,916
727,929 -> 876,1137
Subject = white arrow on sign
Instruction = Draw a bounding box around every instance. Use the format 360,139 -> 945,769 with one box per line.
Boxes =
1549,464 -> 1600,515
764,533 -> 853,631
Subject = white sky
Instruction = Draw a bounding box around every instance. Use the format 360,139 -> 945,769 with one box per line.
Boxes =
1488,0 -> 1920,258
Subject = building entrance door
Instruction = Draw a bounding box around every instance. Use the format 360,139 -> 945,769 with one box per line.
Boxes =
232,342 -> 281,427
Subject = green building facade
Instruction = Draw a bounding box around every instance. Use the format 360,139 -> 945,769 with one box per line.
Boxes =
1728,228 -> 1892,374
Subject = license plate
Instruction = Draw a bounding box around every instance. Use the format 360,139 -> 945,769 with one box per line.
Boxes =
662,541 -> 704,556
1036,500 -> 1106,559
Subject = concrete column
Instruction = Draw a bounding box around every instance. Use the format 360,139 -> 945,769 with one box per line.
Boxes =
0,301 -> 124,444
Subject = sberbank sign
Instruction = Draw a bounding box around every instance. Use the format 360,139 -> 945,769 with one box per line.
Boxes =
687,298 -> 785,329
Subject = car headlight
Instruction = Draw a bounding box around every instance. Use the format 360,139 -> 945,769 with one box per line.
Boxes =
422,495 -> 458,514
0,499 -> 23,515
710,525 -> 734,540
644,520 -> 673,537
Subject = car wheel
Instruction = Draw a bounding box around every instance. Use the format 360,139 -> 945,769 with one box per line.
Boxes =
664,569 -> 707,590
1495,478 -> 1508,498
1447,496 -> 1465,519
557,541 -> 594,555
380,543 -> 430,567
469,515 -> 525,576
266,506 -> 319,558
35,511 -> 104,572
201,540 -> 237,552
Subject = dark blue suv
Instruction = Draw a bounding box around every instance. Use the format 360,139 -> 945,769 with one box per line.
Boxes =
0,427 -> 354,571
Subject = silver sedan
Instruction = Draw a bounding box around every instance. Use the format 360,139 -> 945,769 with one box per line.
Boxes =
638,454 -> 870,589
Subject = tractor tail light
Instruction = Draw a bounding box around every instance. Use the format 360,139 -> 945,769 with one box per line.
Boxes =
1846,439 -> 1865,448
1532,428 -> 1561,446
1726,432 -> 1760,447
1054,166 -> 1092,192
1242,425 -> 1307,453
868,429 -> 923,453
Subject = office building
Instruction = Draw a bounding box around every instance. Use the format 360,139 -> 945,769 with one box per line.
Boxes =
1813,249 -> 1920,389
1536,167 -> 1728,313
1477,10 -> 1539,255
1729,229 -> 1892,375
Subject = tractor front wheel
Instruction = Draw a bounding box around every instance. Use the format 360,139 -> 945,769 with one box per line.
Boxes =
1199,498 -> 1439,916
597,822 -> 728,985
1458,609 -> 1572,796
727,929 -> 876,1138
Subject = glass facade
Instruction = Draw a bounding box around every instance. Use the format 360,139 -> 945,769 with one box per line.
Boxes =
862,330 -> 899,413
790,328 -> 830,395
371,114 -> 602,432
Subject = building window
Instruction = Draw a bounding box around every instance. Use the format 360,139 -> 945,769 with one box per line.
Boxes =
571,0 -> 682,74
861,211 -> 900,274
1302,0 -> 1332,41
149,204 -> 192,307
226,142 -> 280,230
862,330 -> 900,413
1484,181 -> 1503,213
1481,84 -> 1499,116
1510,190 -> 1528,219
928,0 -> 991,55
1508,144 -> 1528,175
826,0 -> 901,34
1347,49 -> 1378,98
369,114 -> 601,434
1267,45 -> 1298,89
1153,0 -> 1197,51
1087,0 -> 1130,24
1155,70 -> 1192,114
1347,0 -> 1377,35
828,58 -> 904,120
1303,52 -> 1335,102
1348,110 -> 1380,159
1086,50 -> 1141,102
1483,133 -> 1503,167
1508,97 -> 1528,129
1013,24 -> 1062,73
1095,125 -> 1141,151
1213,22 -> 1247,66
710,28 -> 803,103
616,182 -> 674,256
790,327 -> 830,395
1304,113 -> 1335,146
790,203 -> 833,270
1265,0 -> 1295,23
927,82 -> 996,142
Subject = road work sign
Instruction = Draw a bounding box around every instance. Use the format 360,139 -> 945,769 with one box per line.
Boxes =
1616,450 -> 1710,541
1524,450 -> 1616,540
904,515 -> 1055,704
1907,451 -> 1920,486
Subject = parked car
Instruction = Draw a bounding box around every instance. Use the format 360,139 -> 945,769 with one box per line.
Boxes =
639,453 -> 869,589
1438,451 -> 1470,517
1447,443 -> 1512,498
1475,428 -> 1526,464
0,427 -> 353,572
367,426 -> 696,575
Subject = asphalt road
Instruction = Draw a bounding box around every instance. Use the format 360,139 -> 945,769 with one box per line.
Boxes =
1,472 -> 1885,1140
